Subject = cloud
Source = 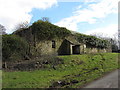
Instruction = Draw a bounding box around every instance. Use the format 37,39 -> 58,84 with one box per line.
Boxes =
55,0 -> 119,31
85,24 -> 118,38
57,0 -> 99,3
0,0 -> 57,33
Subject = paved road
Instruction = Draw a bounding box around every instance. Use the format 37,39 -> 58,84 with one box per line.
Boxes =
84,69 -> 119,88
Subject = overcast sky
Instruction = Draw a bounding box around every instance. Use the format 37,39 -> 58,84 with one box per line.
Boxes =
0,0 -> 119,38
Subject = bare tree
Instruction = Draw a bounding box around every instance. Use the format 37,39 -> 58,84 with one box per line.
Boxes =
118,30 -> 120,50
0,24 -> 7,35
41,17 -> 50,22
113,32 -> 118,46
91,32 -> 119,52
90,33 -> 109,40
15,21 -> 29,31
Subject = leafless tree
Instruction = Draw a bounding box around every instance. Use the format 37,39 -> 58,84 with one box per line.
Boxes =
0,24 -> 7,35
91,32 -> 119,52
41,17 -> 50,22
118,30 -> 120,50
90,33 -> 110,40
15,21 -> 29,31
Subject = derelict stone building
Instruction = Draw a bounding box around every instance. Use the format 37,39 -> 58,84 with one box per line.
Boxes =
13,21 -> 111,57
14,30 -> 111,57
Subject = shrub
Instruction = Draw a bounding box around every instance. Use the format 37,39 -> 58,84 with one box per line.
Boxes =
2,34 -> 29,62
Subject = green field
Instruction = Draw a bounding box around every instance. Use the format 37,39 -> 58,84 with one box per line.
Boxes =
2,53 -> 119,88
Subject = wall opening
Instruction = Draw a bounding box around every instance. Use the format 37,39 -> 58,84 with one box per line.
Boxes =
72,45 -> 80,54
52,40 -> 55,48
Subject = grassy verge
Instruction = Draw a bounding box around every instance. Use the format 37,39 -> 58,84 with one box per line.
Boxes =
0,70 -> 2,89
2,53 -> 119,88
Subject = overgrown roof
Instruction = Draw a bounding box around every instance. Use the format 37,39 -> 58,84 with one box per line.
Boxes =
13,20 -> 111,49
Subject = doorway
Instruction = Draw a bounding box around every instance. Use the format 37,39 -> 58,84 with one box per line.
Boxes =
72,45 -> 80,54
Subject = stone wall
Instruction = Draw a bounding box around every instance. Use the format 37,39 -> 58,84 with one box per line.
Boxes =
28,37 -> 111,56
80,44 -> 86,54
34,37 -> 77,56
14,30 -> 112,56
84,47 -> 111,54
34,38 -> 63,56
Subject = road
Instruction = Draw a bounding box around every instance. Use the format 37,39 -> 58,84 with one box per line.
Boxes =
84,69 -> 119,88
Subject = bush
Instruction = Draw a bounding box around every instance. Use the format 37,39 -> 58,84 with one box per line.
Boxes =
31,20 -> 71,40
2,35 -> 29,62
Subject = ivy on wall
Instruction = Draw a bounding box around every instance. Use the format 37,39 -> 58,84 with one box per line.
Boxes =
13,20 -> 110,49
2,20 -> 111,63
75,33 -> 110,49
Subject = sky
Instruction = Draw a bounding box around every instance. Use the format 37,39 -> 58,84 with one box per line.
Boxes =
0,0 -> 119,38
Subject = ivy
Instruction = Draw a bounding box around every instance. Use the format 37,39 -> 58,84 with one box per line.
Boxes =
13,20 -> 110,49
75,33 -> 110,48
31,20 -> 71,41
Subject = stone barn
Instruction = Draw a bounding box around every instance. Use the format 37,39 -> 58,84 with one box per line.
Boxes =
31,35 -> 86,56
58,39 -> 83,55
13,21 -> 111,57
14,28 -> 110,57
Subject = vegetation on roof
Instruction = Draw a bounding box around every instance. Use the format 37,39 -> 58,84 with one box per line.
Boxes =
2,20 -> 110,61
75,33 -> 110,48
13,20 -> 110,49
31,20 -> 71,40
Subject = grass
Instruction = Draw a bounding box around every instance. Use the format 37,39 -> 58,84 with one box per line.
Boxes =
0,70 -> 2,89
2,53 -> 119,88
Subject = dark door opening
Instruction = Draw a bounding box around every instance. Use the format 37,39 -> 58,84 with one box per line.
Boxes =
72,45 -> 80,54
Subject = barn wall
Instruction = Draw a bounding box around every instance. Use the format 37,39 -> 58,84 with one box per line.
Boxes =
34,38 -> 75,56
80,44 -> 86,54
35,38 -> 64,56
14,30 -> 112,56
30,39 -> 111,56
84,47 -> 111,54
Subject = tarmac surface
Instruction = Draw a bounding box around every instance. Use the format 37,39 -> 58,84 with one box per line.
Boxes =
84,69 -> 119,88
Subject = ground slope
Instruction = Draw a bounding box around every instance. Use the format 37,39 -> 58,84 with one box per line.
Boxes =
2,53 -> 119,88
